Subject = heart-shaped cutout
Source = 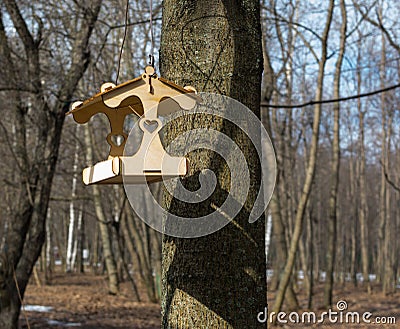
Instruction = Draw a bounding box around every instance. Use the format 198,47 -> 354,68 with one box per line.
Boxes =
143,120 -> 159,133
110,134 -> 125,147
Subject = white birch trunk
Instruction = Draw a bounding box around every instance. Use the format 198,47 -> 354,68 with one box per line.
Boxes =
66,127 -> 80,272
46,208 -> 52,267
265,213 -> 272,264
71,208 -> 82,270
66,204 -> 75,272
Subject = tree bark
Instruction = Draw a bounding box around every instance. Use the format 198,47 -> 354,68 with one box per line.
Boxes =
160,1 -> 266,328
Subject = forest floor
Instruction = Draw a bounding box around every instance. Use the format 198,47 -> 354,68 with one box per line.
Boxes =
20,271 -> 160,329
19,271 -> 399,328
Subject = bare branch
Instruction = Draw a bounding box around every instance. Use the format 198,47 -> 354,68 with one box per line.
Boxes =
353,0 -> 400,53
3,0 -> 36,51
381,160 -> 400,193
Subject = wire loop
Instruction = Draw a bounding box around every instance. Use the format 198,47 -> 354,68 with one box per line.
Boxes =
116,0 -> 130,85
149,0 -> 155,70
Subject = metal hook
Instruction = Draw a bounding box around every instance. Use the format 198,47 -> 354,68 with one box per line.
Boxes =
148,54 -> 155,68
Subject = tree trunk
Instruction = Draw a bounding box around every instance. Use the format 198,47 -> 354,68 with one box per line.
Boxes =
90,222 -> 100,274
66,128 -> 80,273
347,115 -> 358,286
125,203 -> 157,302
383,112 -> 394,294
376,14 -> 395,294
120,208 -> 142,301
306,210 -> 314,309
45,208 -> 53,284
324,0 -> 346,308
160,1 -> 266,328
77,208 -> 85,274
356,36 -> 371,293
71,209 -> 83,273
267,76 -> 298,310
84,125 -> 119,295
272,0 -> 334,316
265,214 -> 272,266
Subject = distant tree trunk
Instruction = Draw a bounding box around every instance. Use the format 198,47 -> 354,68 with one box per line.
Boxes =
383,111 -> 394,294
324,0 -> 346,308
306,209 -> 314,309
264,48 -> 298,308
84,125 -> 119,295
272,0 -> 334,316
119,208 -> 141,301
112,186 -> 125,281
347,115 -> 358,286
111,188 -> 141,301
77,208 -> 85,274
66,131 -> 80,273
142,190 -> 158,302
356,37 -> 371,293
125,204 -> 157,302
376,16 -> 395,294
268,107 -> 298,309
265,214 -> 272,266
71,209 -> 83,272
92,223 -> 100,274
269,193 -> 298,309
299,228 -> 310,292
45,208 -> 53,284
160,1 -> 266,327
378,13 -> 387,286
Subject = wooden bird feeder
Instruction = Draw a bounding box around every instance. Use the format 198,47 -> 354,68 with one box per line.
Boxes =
67,66 -> 198,185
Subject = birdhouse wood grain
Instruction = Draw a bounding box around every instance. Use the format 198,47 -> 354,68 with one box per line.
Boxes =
67,66 -> 198,185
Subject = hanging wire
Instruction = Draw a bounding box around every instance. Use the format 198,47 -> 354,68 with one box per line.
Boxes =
149,0 -> 155,68
116,0 -> 130,85
261,82 -> 400,109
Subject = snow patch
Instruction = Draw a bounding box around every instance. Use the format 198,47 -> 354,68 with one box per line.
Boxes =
23,305 -> 53,313
47,320 -> 81,327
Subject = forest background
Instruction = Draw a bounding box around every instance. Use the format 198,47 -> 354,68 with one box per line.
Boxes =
0,0 -> 399,328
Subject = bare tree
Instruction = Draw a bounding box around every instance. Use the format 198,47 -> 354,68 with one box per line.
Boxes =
0,1 -> 102,327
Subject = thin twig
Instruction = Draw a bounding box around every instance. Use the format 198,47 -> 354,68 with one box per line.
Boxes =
381,160 -> 400,193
